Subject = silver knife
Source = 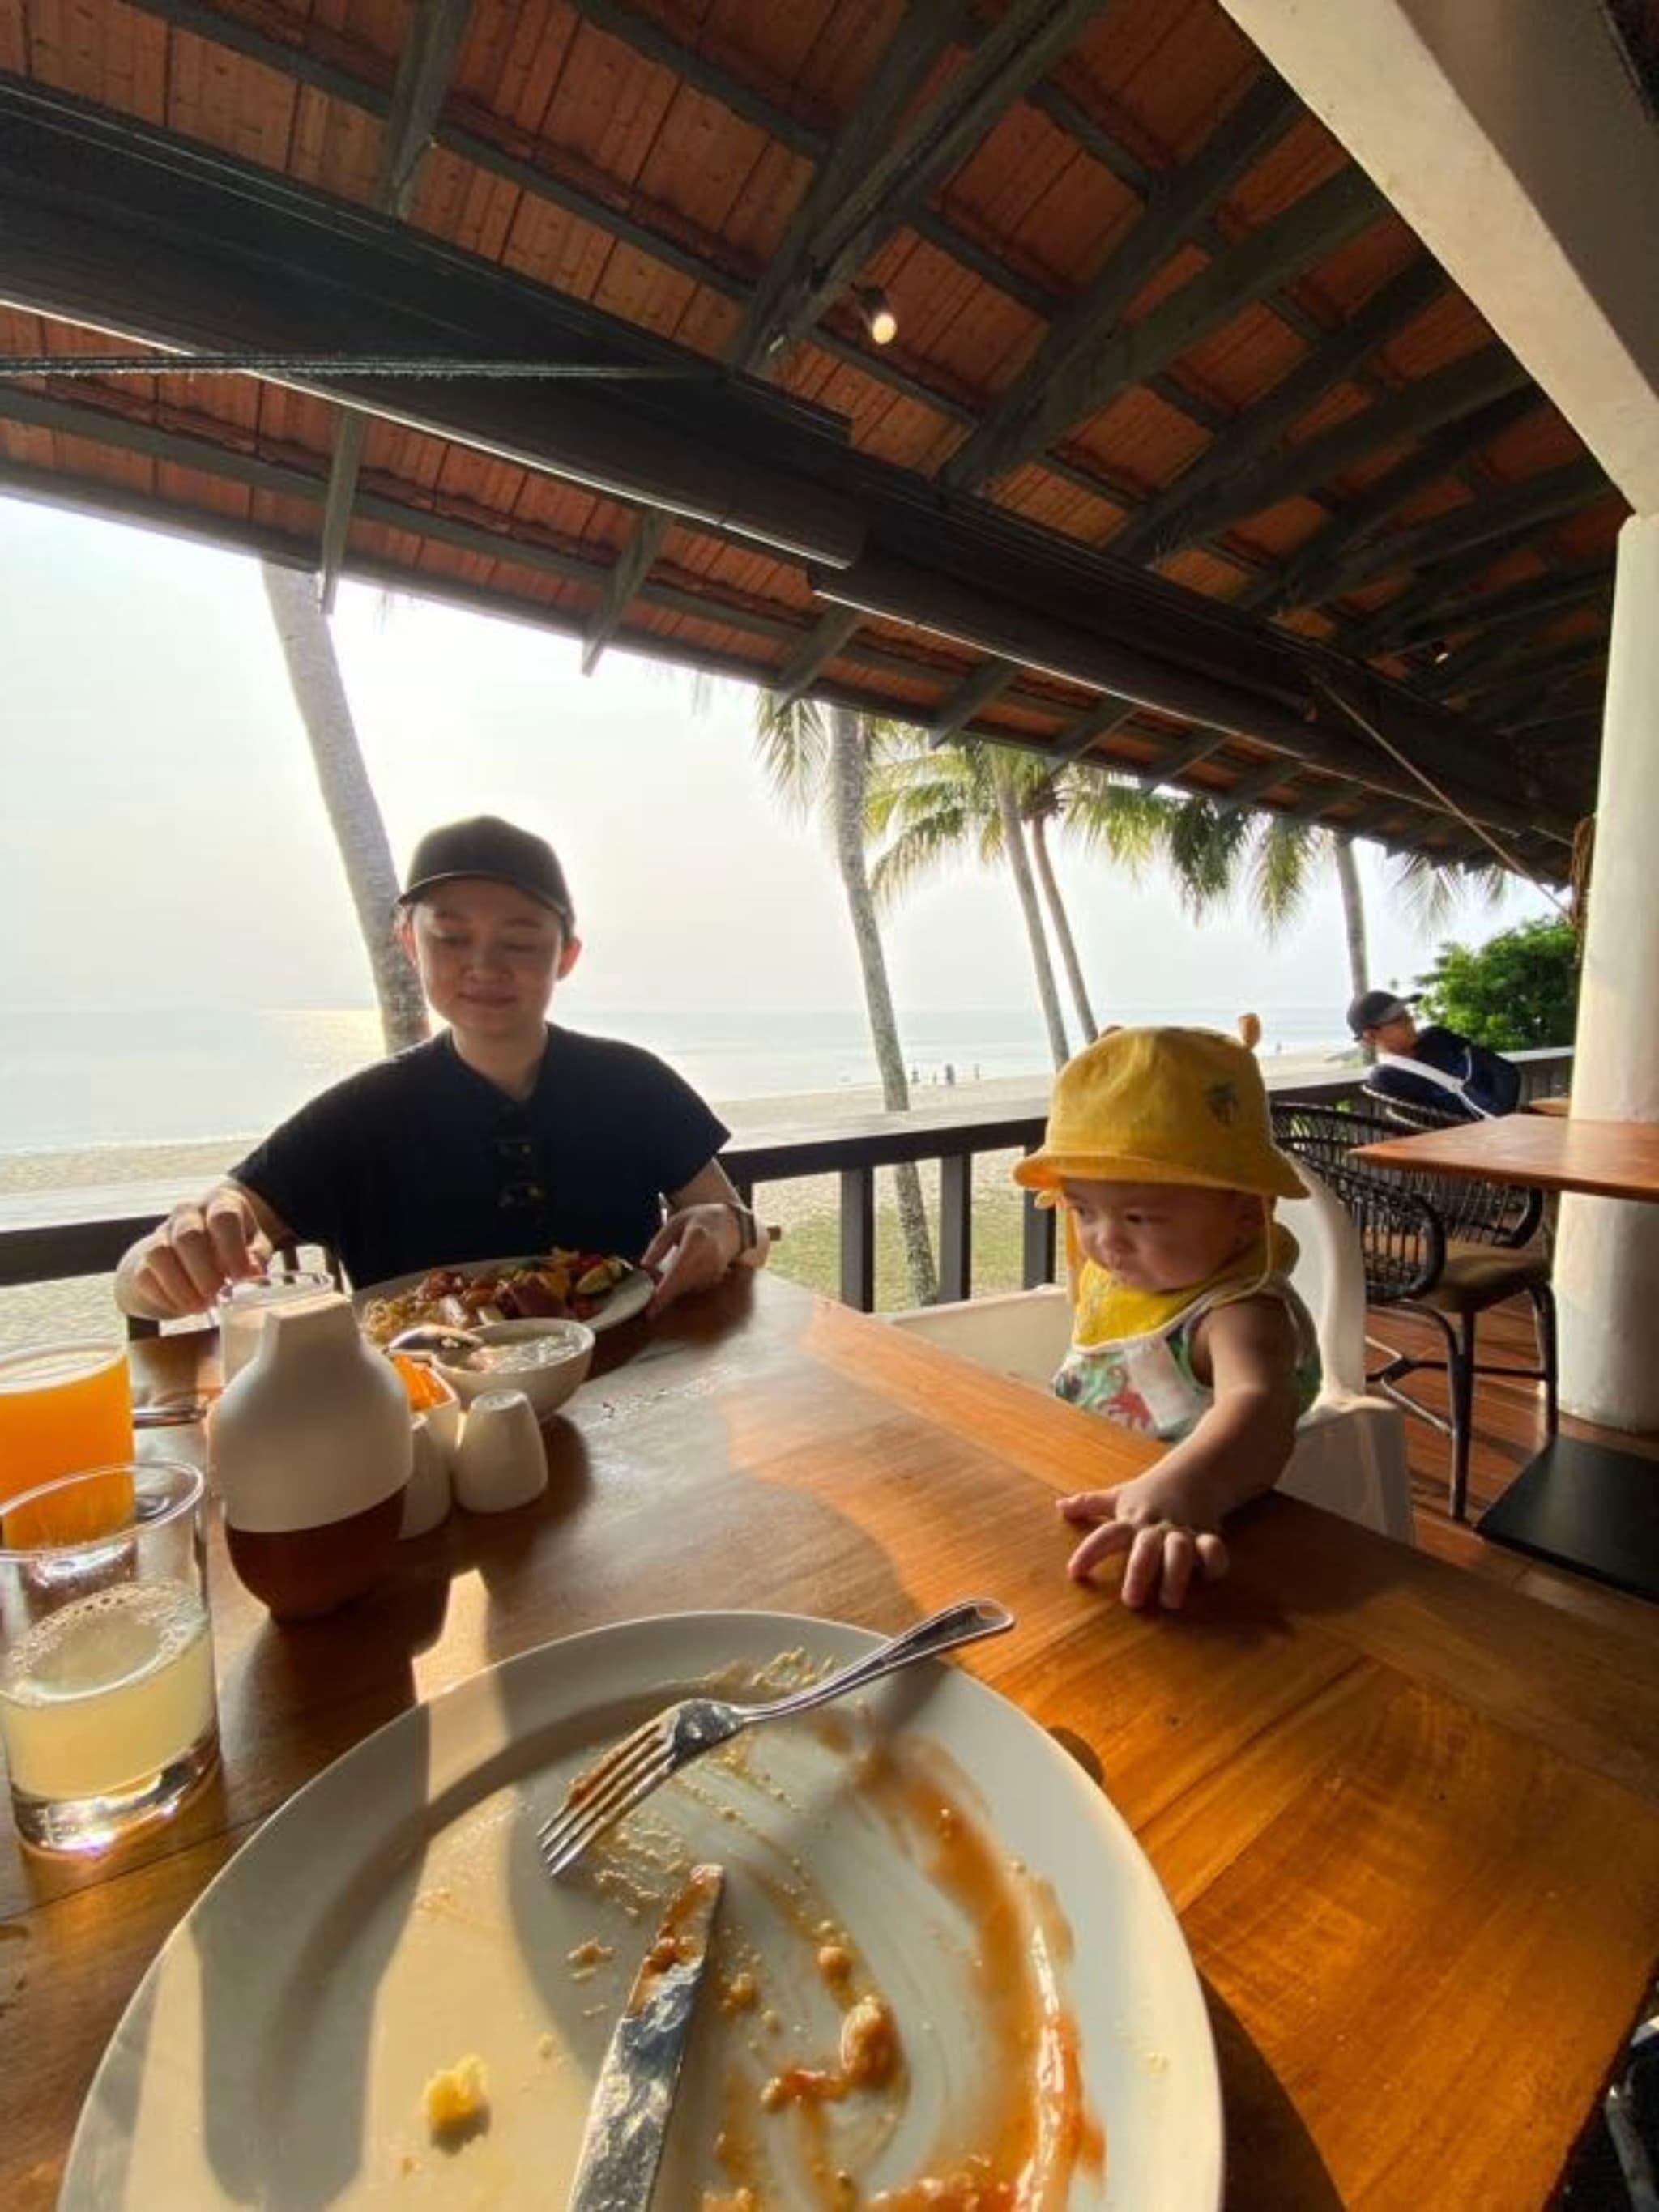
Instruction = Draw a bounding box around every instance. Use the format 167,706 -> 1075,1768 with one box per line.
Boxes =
565,1862 -> 724,2211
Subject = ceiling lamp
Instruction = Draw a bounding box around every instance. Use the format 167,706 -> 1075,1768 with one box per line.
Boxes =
855,286 -> 898,347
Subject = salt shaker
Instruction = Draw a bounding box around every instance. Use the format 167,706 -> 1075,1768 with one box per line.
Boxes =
454,1389 -> 548,1513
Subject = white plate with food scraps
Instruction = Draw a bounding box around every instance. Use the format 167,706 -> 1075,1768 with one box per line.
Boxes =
62,1611 -> 1222,2209
353,1251 -> 655,1345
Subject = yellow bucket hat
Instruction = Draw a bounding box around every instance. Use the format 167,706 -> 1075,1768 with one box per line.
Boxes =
1012,1024 -> 1303,1203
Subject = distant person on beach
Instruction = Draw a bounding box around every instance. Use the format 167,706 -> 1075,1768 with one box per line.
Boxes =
115,816 -> 766,1322
1348,987 -> 1520,1126
1013,1023 -> 1319,1612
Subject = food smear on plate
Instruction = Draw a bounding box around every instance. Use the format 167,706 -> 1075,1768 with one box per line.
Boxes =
360,1251 -> 633,1344
564,1665 -> 1102,2210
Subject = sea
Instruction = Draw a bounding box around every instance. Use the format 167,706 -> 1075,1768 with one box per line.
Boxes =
0,1004 -> 1352,1157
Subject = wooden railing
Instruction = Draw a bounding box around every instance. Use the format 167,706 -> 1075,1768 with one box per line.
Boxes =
0,1049 -> 1576,1314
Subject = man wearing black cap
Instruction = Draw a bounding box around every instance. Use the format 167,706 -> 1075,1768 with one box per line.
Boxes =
1348,987 -> 1521,1125
117,816 -> 762,1319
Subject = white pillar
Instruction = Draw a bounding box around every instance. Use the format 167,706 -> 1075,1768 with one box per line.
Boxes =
1555,512 -> 1659,1427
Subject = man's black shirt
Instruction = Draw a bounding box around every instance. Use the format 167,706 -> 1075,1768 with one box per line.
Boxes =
232,1026 -> 729,1287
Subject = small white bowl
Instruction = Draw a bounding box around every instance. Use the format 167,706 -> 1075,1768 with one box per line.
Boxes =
434,1318 -> 595,1423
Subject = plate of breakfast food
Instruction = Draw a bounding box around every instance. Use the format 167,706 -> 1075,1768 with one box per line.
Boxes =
62,1609 -> 1222,2208
354,1249 -> 654,1345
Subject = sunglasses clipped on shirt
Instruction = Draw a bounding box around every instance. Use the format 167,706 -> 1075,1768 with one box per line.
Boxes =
492,1127 -> 548,1217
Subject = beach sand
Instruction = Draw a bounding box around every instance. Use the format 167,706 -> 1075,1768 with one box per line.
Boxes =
1,1049 -> 1351,1342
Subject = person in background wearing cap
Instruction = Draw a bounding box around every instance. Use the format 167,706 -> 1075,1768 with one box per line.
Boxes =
116,816 -> 765,1322
1349,987 -> 1520,1125
1013,1023 -> 1320,1612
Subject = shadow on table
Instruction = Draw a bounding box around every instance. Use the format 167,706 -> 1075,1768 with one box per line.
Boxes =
1204,1978 -> 1342,2211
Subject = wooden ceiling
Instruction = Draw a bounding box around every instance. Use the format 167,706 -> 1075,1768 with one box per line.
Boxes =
0,0 -> 1635,878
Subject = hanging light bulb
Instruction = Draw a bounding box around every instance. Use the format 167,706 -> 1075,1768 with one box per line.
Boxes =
854,285 -> 898,347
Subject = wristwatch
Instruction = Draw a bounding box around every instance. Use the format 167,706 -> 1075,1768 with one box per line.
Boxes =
723,1200 -> 761,1255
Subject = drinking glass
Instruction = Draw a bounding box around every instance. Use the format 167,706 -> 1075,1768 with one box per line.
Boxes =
218,1270 -> 335,1383
0,1460 -> 219,1853
0,1341 -> 133,1515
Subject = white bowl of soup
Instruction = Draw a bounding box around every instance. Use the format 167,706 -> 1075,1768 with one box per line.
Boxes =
434,1319 -> 595,1422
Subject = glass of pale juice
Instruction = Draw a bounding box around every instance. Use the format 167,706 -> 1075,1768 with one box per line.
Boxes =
0,1340 -> 133,1515
0,1459 -> 219,1853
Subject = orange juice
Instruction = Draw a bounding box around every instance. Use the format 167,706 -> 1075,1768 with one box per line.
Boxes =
0,1343 -> 134,1543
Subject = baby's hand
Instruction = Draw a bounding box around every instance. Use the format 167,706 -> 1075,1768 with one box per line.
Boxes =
1057,1466 -> 1230,1610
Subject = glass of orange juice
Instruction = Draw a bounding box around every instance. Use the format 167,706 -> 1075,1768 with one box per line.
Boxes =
0,1342 -> 134,1537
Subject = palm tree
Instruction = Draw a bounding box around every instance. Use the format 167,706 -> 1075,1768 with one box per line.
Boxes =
753,697 -> 938,1306
262,565 -> 429,1053
868,739 -> 1177,1064
1161,798 -> 1503,1043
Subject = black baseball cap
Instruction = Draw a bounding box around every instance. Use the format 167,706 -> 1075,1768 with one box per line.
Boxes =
399,816 -> 574,928
1347,987 -> 1419,1038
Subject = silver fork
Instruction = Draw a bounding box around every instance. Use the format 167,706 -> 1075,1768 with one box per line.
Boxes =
537,1597 -> 1014,1880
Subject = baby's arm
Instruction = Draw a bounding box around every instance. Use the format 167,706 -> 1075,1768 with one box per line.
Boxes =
1060,1296 -> 1301,1609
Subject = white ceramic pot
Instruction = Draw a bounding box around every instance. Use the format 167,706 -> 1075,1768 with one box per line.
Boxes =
453,1388 -> 548,1514
212,1292 -> 412,1618
399,1414 -> 453,1541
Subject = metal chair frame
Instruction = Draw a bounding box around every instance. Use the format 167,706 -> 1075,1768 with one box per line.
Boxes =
1273,1101 -> 1557,1519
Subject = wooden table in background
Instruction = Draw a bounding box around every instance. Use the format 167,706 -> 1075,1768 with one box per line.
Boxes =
6,1275 -> 1659,2209
1529,1094 -> 1572,1116
1354,1115 -> 1659,1600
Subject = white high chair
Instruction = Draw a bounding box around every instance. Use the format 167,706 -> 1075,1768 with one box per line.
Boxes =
885,1157 -> 1414,1543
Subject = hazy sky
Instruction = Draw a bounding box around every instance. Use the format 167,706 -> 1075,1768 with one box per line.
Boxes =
0,493 -> 1547,1025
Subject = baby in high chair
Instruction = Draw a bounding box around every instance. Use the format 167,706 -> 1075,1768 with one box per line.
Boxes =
1013,1022 -> 1320,1611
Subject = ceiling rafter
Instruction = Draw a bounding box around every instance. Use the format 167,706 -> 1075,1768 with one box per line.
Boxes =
1219,756 -> 1299,813
940,70 -> 1299,492
943,163 -> 1383,497
582,0 -> 989,674
1052,698 -> 1139,765
926,658 -> 1021,746
314,0 -> 474,612
741,0 -> 1104,363
1107,259 -> 1448,564
1380,564 -> 1613,654
1309,457 -> 1610,606
1128,343 -> 1529,565
1239,388 -> 1540,615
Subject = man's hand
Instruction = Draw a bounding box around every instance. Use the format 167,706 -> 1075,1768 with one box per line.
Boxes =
1057,1465 -> 1230,1611
126,1187 -> 270,1318
641,1201 -> 742,1315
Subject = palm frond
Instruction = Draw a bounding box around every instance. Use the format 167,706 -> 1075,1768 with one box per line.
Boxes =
1162,799 -> 1252,916
1392,845 -> 1508,932
1249,814 -> 1321,938
752,693 -> 831,822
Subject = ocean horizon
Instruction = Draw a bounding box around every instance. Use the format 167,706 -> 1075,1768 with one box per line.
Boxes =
0,1003 -> 1352,1157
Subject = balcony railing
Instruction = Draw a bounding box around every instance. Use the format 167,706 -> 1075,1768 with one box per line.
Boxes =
0,1048 -> 1575,1315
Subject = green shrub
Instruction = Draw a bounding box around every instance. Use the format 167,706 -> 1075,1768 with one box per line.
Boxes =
1417,917 -> 1578,1051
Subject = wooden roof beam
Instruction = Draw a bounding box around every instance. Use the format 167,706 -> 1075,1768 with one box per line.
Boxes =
1052,698 -> 1139,765
1219,757 -> 1300,813
1243,388 -> 1540,614
940,164 -> 1383,495
566,0 -> 824,158
772,609 -> 865,708
1108,260 -> 1447,564
1311,456 -> 1610,604
1132,343 -> 1530,564
1122,731 -> 1230,792
592,0 -> 1057,672
1380,565 -> 1613,654
941,71 -> 1299,492
927,660 -> 1021,747
315,0 -> 474,613
739,0 -> 1102,364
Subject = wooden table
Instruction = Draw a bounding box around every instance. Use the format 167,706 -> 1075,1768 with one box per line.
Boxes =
1354,1117 -> 1659,1600
7,1276 -> 1659,2209
1529,1094 -> 1572,1116
1354,1110 -> 1659,1201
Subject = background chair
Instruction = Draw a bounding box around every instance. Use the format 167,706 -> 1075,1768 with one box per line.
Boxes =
1271,1100 -> 1556,1520
886,1156 -> 1413,1543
